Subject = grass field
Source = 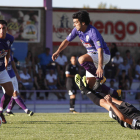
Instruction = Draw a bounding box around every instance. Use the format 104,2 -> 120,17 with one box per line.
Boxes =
0,113 -> 140,140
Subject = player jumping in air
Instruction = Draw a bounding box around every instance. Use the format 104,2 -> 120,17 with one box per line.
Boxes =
52,10 -> 121,98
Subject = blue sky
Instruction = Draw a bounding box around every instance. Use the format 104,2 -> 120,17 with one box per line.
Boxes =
0,0 -> 140,9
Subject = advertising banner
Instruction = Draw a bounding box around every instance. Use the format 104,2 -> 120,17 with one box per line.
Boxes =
0,9 -> 40,42
53,10 -> 140,46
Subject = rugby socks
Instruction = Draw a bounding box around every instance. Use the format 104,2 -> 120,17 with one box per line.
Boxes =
12,96 -> 27,111
6,97 -> 16,112
0,93 -> 11,113
70,99 -> 75,111
80,86 -> 101,106
81,62 -> 103,80
99,84 -> 119,98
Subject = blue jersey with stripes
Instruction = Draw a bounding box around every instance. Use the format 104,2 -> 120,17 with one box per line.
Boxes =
0,33 -> 14,71
66,25 -> 110,55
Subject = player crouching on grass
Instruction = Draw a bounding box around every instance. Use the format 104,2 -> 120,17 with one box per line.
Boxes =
75,74 -> 140,130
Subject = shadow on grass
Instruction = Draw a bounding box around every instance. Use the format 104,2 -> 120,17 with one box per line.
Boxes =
9,120 -> 116,125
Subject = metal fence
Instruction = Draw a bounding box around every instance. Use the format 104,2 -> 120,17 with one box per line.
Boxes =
15,90 -> 140,112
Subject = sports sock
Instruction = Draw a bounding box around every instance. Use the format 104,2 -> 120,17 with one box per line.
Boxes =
81,62 -> 103,80
98,84 -> 119,98
70,99 -> 75,110
81,87 -> 102,106
0,93 -> 11,113
7,97 -> 16,112
12,96 -> 27,111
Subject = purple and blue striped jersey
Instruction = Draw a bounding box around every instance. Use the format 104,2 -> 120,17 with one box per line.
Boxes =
0,33 -> 14,71
66,25 -> 110,55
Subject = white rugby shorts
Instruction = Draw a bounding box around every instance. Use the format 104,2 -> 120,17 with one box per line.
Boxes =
0,69 -> 11,84
2,76 -> 19,93
86,52 -> 110,77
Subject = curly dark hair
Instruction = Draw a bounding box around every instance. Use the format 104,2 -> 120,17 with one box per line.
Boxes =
72,10 -> 90,25
0,20 -> 7,26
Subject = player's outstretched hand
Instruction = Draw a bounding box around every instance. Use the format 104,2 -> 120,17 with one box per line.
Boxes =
104,94 -> 112,104
96,67 -> 103,78
52,52 -> 59,61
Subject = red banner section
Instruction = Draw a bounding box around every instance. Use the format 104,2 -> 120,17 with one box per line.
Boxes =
53,9 -> 140,46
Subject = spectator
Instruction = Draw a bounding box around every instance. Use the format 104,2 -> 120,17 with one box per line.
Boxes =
111,52 -> 123,76
55,51 -> 68,73
115,58 -> 133,89
33,56 -> 41,75
38,48 -> 53,76
125,50 -> 135,67
46,69 -> 62,100
57,70 -> 66,100
125,49 -> 136,77
110,43 -> 118,58
25,50 -> 34,76
118,70 -> 129,90
109,79 -> 117,90
34,69 -> 49,100
20,66 -> 34,100
135,59 -> 140,80
104,61 -> 113,78
111,52 -> 123,66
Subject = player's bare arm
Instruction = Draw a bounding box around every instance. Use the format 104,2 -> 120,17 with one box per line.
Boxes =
52,39 -> 70,61
5,49 -> 10,69
104,95 -> 133,125
96,48 -> 103,78
11,60 -> 21,81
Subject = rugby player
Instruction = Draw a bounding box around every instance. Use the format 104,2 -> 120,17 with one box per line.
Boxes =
0,20 -> 14,123
75,74 -> 140,130
52,10 -> 121,99
3,51 -> 34,117
65,55 -> 79,113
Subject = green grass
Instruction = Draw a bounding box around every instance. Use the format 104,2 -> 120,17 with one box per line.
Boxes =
0,113 -> 140,140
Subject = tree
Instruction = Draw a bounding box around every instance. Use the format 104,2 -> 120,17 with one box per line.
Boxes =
83,5 -> 90,9
98,2 -> 119,9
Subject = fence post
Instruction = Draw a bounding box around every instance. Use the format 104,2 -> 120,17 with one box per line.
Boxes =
79,90 -> 82,112
33,90 -> 36,112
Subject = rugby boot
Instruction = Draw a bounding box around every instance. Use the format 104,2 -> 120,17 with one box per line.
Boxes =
27,110 -> 34,116
5,111 -> 15,116
75,74 -> 86,91
117,89 -> 122,100
0,112 -> 7,124
100,76 -> 106,85
69,110 -> 79,114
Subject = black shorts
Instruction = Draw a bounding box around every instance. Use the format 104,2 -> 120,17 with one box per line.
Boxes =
67,89 -> 77,95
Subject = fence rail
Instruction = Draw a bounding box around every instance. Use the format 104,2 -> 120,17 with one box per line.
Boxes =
7,90 -> 140,112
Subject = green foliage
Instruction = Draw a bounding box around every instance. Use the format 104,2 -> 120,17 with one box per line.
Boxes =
0,113 -> 140,140
98,2 -> 119,9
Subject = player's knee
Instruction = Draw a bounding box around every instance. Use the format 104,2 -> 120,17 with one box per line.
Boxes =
100,99 -> 107,106
78,56 -> 85,65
